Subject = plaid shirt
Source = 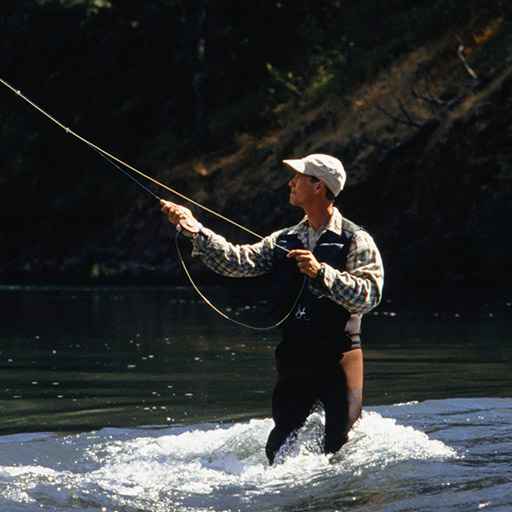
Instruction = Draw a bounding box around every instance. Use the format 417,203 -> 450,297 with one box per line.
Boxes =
191,207 -> 384,316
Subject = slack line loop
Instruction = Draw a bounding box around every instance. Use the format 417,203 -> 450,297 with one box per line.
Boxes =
175,232 -> 306,331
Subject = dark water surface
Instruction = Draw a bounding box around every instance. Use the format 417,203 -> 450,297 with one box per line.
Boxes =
0,287 -> 511,511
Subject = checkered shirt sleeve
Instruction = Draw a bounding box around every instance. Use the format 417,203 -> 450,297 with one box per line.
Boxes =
191,227 -> 283,277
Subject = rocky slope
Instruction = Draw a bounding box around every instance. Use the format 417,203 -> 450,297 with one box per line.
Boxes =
119,14 -> 512,302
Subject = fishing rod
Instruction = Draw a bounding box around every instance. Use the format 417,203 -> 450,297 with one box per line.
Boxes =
90,146 -> 162,201
0,76 -> 304,330
0,76 -> 290,252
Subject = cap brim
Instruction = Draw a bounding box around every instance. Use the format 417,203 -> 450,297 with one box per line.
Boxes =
282,159 -> 306,174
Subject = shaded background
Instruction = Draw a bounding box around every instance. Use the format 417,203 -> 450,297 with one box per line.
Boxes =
1,0 -> 511,305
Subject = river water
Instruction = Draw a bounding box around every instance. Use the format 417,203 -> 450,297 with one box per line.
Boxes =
0,287 -> 511,512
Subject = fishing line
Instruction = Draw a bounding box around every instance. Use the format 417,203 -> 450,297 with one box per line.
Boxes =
0,76 -> 305,329
0,77 -> 289,252
174,232 -> 305,330
89,146 -> 162,201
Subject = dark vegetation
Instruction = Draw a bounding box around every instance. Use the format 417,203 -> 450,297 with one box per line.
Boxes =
1,0 -> 511,306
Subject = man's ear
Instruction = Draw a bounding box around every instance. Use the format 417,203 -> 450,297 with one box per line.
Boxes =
315,181 -> 325,195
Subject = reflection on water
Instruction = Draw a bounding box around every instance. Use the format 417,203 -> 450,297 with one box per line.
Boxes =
0,286 -> 510,434
0,287 -> 282,434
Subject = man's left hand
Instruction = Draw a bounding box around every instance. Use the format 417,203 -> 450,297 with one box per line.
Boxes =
287,249 -> 322,278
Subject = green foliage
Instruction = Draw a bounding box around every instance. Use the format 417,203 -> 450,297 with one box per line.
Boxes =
35,0 -> 110,17
263,0 -> 505,105
266,63 -> 303,98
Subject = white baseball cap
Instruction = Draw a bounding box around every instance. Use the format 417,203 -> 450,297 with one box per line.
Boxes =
283,153 -> 346,197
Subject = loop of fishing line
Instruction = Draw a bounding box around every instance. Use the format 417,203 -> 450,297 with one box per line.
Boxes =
175,232 -> 305,331
1,76 -> 303,329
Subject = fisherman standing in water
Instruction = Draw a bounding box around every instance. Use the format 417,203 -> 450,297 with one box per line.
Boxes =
161,154 -> 384,463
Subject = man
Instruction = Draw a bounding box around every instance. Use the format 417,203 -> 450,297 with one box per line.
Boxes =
161,153 -> 384,463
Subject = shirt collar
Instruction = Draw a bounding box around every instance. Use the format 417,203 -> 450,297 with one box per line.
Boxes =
288,207 -> 343,244
319,206 -> 343,236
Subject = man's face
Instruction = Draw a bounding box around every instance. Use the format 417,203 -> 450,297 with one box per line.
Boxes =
288,172 -> 319,208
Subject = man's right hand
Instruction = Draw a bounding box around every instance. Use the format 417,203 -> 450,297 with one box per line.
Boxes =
160,200 -> 202,234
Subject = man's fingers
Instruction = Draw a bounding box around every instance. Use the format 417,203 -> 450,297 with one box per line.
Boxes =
285,249 -> 321,278
290,254 -> 314,264
287,249 -> 312,259
160,200 -> 191,219
161,201 -> 180,224
160,200 -> 177,214
160,200 -> 199,231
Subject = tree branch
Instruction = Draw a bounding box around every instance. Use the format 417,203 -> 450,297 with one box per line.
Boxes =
375,103 -> 422,128
457,43 -> 479,80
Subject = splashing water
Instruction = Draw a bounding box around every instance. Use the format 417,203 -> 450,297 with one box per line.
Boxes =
0,400 -> 471,512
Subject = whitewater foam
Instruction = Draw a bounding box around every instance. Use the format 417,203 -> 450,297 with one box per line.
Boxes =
0,407 -> 458,512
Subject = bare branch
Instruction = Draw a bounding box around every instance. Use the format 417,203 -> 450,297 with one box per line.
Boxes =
396,97 -> 422,127
375,103 -> 422,128
457,44 -> 479,80
411,86 -> 445,107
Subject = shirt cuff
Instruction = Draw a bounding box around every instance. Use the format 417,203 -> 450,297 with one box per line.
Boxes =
190,226 -> 212,256
178,222 -> 204,239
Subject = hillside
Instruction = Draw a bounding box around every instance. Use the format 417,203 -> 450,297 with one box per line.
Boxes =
1,1 -> 511,305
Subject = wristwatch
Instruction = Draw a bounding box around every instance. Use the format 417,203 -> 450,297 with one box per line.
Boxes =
315,262 -> 326,282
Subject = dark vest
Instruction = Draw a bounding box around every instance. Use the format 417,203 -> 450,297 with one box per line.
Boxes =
272,218 -> 362,375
